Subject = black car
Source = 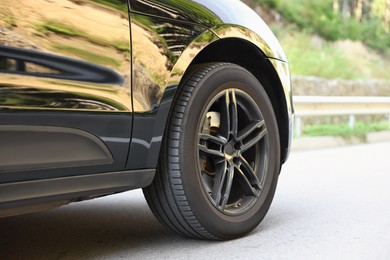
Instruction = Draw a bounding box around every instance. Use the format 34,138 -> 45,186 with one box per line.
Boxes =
0,0 -> 293,240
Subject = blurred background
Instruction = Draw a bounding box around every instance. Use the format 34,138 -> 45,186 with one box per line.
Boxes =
244,0 -> 390,146
0,1 -> 389,259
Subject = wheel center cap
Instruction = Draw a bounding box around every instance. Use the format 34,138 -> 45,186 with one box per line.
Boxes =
224,143 -> 235,159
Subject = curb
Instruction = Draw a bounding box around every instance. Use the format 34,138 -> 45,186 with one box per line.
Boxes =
292,131 -> 390,152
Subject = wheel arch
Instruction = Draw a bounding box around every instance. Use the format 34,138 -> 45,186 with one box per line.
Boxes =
127,29 -> 292,170
186,37 -> 290,163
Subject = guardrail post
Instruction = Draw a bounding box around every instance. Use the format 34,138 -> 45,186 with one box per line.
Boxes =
349,115 -> 356,129
388,114 -> 390,129
295,116 -> 302,138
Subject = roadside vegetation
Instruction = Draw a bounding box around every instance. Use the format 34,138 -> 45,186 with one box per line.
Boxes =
249,0 -> 390,138
302,121 -> 389,138
251,0 -> 390,80
273,26 -> 390,80
256,0 -> 390,54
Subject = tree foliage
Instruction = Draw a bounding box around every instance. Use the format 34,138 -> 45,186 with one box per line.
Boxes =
255,0 -> 390,53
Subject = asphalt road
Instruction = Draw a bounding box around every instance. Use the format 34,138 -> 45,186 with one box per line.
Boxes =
1,142 -> 390,259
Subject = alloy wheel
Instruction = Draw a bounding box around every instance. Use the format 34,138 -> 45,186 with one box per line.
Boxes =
197,88 -> 269,215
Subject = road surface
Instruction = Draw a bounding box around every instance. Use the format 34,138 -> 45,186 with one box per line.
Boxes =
1,142 -> 390,259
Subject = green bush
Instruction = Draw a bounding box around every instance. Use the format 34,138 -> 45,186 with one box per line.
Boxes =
302,121 -> 389,138
362,20 -> 390,55
254,0 -> 390,54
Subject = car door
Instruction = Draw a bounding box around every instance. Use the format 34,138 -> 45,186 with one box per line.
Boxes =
0,0 -> 132,183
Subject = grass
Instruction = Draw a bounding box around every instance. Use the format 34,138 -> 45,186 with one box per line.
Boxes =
248,0 -> 390,80
52,44 -> 120,67
253,0 -> 390,54
273,25 -> 390,80
302,121 -> 389,138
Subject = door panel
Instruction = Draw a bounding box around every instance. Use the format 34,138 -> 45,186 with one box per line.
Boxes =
0,0 -> 132,181
0,0 -> 132,112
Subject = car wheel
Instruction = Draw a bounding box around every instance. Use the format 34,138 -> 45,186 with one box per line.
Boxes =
143,63 -> 281,240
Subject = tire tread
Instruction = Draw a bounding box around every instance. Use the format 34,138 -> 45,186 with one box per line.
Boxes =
143,63 -> 267,240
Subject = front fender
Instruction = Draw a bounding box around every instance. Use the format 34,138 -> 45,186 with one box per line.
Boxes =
127,29 -> 219,169
193,0 -> 288,62
130,0 -> 287,62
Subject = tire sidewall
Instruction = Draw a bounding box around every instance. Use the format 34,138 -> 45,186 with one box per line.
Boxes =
173,64 -> 280,239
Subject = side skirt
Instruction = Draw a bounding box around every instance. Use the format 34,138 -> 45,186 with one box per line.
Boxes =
0,169 -> 155,217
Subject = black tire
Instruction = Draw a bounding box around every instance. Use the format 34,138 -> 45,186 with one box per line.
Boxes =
143,63 -> 281,240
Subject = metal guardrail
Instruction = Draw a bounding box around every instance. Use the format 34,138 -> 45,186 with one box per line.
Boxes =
293,96 -> 390,137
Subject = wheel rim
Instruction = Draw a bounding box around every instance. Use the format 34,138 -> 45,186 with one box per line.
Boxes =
197,88 -> 269,215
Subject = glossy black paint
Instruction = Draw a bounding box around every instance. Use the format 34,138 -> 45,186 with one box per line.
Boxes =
127,0 -> 293,168
130,0 -> 222,26
130,12 -> 205,112
0,46 -> 124,84
127,86 -> 176,169
129,0 -> 289,61
0,0 -> 293,216
0,1 -> 132,113
0,1 -> 132,185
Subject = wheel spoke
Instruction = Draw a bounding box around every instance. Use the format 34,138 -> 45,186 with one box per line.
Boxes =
230,90 -> 238,139
198,144 -> 224,158
220,164 -> 234,210
199,133 -> 227,145
200,170 -> 214,192
211,162 -> 227,206
236,120 -> 265,142
239,156 -> 262,191
219,90 -> 231,139
241,128 -> 267,152
236,166 -> 260,197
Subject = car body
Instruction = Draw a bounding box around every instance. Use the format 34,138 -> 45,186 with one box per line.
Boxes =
0,0 -> 293,239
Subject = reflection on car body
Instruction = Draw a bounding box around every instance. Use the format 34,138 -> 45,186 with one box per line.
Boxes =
0,0 -> 293,240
